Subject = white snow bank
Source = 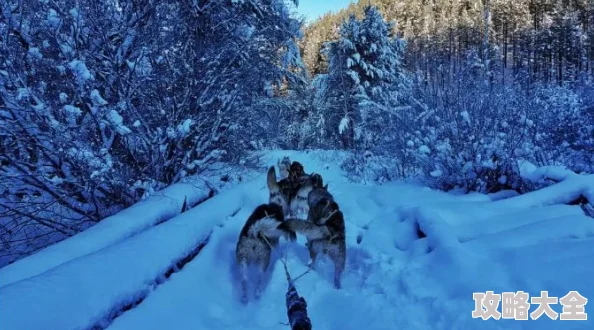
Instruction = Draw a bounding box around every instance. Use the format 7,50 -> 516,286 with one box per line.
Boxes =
400,196 -> 594,330
495,173 -> 594,208
0,179 -> 265,330
4,151 -> 594,330
401,187 -> 593,254
487,189 -> 520,201
465,214 -> 594,250
453,204 -> 584,242
519,160 -> 578,182
104,152 -> 548,330
0,181 -> 213,289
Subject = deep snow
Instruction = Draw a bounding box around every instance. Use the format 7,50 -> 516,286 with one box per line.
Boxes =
0,181 -> 211,289
1,150 -> 593,330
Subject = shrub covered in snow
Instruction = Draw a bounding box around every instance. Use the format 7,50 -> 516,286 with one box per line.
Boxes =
406,52 -> 593,193
338,47 -> 592,192
528,86 -> 594,173
0,0 -> 305,264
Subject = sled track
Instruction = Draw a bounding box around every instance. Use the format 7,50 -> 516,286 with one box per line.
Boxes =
88,203 -> 241,330
87,234 -> 212,330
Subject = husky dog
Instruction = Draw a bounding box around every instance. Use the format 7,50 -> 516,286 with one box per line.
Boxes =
289,173 -> 325,219
288,161 -> 305,181
275,159 -> 328,218
275,160 -> 326,218
277,156 -> 291,180
268,166 -> 290,217
278,161 -> 322,202
235,167 -> 296,303
280,187 -> 346,289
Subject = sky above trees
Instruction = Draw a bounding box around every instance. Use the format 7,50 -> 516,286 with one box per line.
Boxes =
293,0 -> 355,22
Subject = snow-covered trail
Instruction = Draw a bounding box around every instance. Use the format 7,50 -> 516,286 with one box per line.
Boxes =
2,150 -> 593,330
105,180 -> 427,330
104,151 -> 594,330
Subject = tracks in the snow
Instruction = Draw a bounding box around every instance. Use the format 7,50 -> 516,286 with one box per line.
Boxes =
87,205 -> 242,330
87,233 -> 212,330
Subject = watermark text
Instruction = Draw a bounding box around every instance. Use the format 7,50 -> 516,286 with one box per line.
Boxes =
472,291 -> 587,321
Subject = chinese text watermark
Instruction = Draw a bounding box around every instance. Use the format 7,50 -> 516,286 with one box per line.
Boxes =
472,291 -> 587,321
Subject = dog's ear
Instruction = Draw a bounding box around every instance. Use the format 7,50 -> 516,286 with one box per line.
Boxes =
312,173 -> 323,187
323,184 -> 328,190
267,166 -> 279,191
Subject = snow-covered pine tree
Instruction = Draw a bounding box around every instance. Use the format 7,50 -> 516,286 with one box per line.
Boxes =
356,5 -> 410,148
320,13 -> 362,149
320,5 -> 410,150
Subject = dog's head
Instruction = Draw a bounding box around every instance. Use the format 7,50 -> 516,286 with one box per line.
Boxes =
289,161 -> 305,180
295,173 -> 324,198
267,166 -> 290,217
277,156 -> 291,180
314,200 -> 340,226
307,184 -> 333,208
279,156 -> 291,166
309,173 -> 324,189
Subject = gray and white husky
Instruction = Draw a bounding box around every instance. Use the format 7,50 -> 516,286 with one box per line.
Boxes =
289,173 -> 325,219
280,185 -> 346,289
235,166 -> 295,303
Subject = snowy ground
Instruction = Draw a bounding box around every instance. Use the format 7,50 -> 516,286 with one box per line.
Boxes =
1,150 -> 593,330
0,163 -> 257,288
0,181 -> 212,289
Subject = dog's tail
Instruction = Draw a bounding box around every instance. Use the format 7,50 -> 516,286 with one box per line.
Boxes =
249,216 -> 296,242
279,219 -> 330,240
267,166 -> 279,192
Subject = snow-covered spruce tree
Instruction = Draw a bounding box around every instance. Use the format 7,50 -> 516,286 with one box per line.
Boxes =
318,5 -> 410,150
317,13 -> 361,149
356,5 -> 411,150
0,0 -> 305,264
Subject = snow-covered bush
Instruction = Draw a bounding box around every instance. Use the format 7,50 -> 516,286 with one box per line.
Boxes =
529,85 -> 594,173
340,151 -> 414,184
408,51 -> 592,193
0,0 -> 304,264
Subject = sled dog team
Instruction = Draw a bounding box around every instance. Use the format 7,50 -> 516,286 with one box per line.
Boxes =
235,157 -> 346,303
